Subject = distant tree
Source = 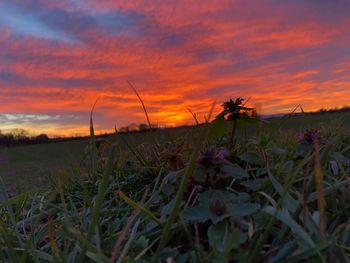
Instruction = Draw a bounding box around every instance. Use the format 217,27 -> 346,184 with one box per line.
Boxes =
12,129 -> 29,140
118,126 -> 127,133
251,110 -> 259,118
117,122 -> 159,133
150,123 -> 159,129
36,134 -> 49,143
139,123 -> 149,131
0,133 -> 14,146
128,123 -> 139,132
0,130 -> 4,144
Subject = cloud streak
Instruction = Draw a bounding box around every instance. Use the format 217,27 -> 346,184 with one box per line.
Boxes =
1,0 -> 350,135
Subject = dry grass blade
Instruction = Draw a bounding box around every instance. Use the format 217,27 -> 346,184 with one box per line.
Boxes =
274,104 -> 305,133
48,216 -> 61,261
314,136 -> 327,237
153,103 -> 215,262
206,100 -> 217,123
126,80 -> 161,158
90,98 -> 100,177
127,80 -> 152,130
110,187 -> 149,263
187,108 -> 199,125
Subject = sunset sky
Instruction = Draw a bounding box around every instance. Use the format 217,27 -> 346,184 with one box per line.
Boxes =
1,0 -> 350,136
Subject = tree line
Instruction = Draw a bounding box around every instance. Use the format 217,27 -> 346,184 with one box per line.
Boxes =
0,129 -> 49,146
287,105 -> 350,117
0,123 -> 158,146
2,105 -> 348,147
117,123 -> 158,133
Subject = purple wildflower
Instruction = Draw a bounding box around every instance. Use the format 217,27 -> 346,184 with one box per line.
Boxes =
214,148 -> 230,162
197,147 -> 230,167
297,129 -> 319,144
210,199 -> 228,216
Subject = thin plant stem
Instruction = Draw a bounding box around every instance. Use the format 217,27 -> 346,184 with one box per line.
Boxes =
230,119 -> 237,149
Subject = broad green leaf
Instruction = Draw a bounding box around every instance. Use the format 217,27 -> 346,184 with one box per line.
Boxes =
183,204 -> 210,223
279,239 -> 335,263
208,209 -> 230,224
221,163 -> 249,178
308,181 -> 347,203
332,152 -> 350,165
239,152 -> 264,165
227,203 -> 260,218
208,221 -> 228,252
209,112 -> 229,141
184,204 -> 228,224
267,170 -> 298,213
329,160 -> 339,176
162,184 -> 174,196
268,146 -> 287,156
264,206 -> 316,248
160,199 -> 175,217
268,240 -> 298,263
240,179 -> 266,191
198,190 -> 250,203
295,142 -> 313,158
133,236 -> 149,253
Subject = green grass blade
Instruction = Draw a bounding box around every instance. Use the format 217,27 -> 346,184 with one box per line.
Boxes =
264,206 -> 316,248
153,125 -> 209,261
90,99 -> 99,178
79,143 -> 117,261
118,191 -> 161,225
280,239 -> 335,263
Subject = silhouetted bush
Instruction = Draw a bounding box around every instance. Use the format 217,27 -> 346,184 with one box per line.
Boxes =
36,134 -> 50,143
117,122 -> 158,133
0,130 -> 50,146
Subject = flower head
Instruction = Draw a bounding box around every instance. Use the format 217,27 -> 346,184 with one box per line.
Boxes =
210,199 -> 228,216
221,98 -> 254,120
297,129 -> 319,144
222,98 -> 244,113
159,143 -> 187,169
197,147 -> 230,167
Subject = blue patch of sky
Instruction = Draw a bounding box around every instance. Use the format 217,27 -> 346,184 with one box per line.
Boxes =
0,0 -> 156,46
0,2 -> 74,42
92,10 -> 145,37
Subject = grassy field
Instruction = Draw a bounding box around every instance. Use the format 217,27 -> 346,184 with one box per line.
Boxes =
0,109 -> 350,262
0,126 -> 192,188
1,111 -> 349,188
0,139 -> 88,187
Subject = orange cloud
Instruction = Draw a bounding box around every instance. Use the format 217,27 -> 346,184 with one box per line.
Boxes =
1,0 -> 350,136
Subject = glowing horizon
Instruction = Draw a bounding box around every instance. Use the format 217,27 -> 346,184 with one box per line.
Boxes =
1,0 -> 350,136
